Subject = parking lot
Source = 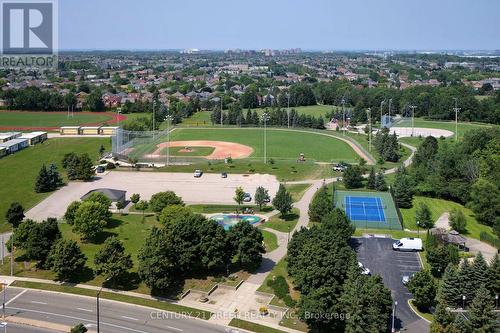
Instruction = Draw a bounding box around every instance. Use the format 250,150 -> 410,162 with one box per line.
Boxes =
25,171 -> 280,221
352,236 -> 425,332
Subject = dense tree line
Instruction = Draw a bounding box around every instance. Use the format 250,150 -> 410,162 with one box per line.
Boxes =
409,129 -> 500,236
62,152 -> 95,181
287,209 -> 392,332
373,127 -> 400,162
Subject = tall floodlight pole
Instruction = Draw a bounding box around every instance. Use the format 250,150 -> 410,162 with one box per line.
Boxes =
262,112 -> 270,164
287,92 -> 291,129
391,301 -> 398,332
409,105 -> 417,136
220,98 -> 223,127
10,225 -> 13,277
117,108 -> 121,128
388,98 -> 392,118
341,98 -> 346,136
366,108 -> 372,152
165,115 -> 173,167
152,100 -> 156,140
453,98 -> 461,142
380,100 -> 385,129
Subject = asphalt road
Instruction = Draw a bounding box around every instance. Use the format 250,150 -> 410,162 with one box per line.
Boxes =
3,287 -> 232,333
352,236 -> 429,333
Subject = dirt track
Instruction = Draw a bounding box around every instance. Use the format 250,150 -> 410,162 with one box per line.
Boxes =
147,140 -> 254,159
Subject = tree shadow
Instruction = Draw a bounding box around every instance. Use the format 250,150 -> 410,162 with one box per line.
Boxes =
103,271 -> 141,291
89,231 -> 118,244
281,212 -> 299,221
106,218 -> 123,229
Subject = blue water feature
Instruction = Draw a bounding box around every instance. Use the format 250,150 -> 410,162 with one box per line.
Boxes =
209,214 -> 262,230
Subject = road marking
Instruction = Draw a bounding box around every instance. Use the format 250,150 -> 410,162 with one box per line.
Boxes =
31,301 -> 47,305
5,289 -> 27,306
77,308 -> 93,312
7,306 -> 149,333
121,315 -> 139,321
167,326 -> 183,332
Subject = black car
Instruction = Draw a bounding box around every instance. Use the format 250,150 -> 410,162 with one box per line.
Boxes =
96,166 -> 105,173
221,172 -> 228,178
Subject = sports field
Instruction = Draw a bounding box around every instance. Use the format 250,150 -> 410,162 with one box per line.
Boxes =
334,190 -> 402,230
392,117 -> 494,138
0,111 -> 122,130
250,105 -> 339,117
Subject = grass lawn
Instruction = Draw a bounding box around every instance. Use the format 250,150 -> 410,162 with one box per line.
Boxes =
169,128 -> 359,163
400,196 -> 495,240
229,319 -> 288,333
167,146 -> 215,156
262,209 -> 300,233
262,230 -> 279,252
177,111 -> 213,127
250,105 -> 339,117
409,299 -> 433,322
0,137 -> 110,232
393,117 -> 494,139
160,159 -> 335,182
0,111 -> 114,128
284,184 -> 311,202
188,204 -> 273,214
10,280 -> 213,320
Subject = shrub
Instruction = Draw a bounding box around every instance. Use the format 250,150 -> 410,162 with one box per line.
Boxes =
480,232 -> 500,249
267,275 -> 296,307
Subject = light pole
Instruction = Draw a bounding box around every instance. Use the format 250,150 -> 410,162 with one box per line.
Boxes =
366,108 -> 372,151
117,108 -> 121,128
416,221 -> 420,236
453,98 -> 461,142
388,98 -> 392,118
341,98 -> 346,136
165,115 -> 173,167
462,295 -> 466,309
220,98 -> 223,127
152,100 -> 157,140
391,301 -> 398,333
10,225 -> 13,277
409,105 -> 417,137
2,281 -> 6,319
97,278 -> 110,333
261,112 -> 270,164
287,92 -> 290,129
380,100 -> 385,129
495,294 -> 498,309
0,322 -> 6,333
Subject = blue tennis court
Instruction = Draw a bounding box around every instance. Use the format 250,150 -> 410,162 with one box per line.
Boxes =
344,196 -> 386,223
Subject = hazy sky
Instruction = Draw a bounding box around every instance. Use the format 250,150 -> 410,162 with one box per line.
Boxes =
59,0 -> 500,50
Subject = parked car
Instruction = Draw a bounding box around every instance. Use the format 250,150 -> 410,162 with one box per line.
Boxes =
333,163 -> 348,172
393,238 -> 423,252
402,273 -> 415,285
194,169 -> 203,178
358,262 -> 371,275
95,166 -> 105,173
221,172 -> 228,178
243,192 -> 252,202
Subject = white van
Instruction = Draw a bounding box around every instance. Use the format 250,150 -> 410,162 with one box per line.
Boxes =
392,238 -> 423,252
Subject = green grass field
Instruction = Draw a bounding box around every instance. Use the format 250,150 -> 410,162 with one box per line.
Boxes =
0,111 -> 114,128
262,230 -> 279,252
167,128 -> 358,162
262,209 -> 300,233
400,196 -> 495,240
392,117 -> 494,138
284,184 -> 311,202
0,137 -> 110,232
250,105 -> 338,117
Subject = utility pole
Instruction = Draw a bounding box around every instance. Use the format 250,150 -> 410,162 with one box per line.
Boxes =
388,98 -> 392,118
380,100 -> 385,129
391,301 -> 398,333
2,281 -> 6,319
117,108 -> 121,128
409,105 -> 417,136
152,101 -> 156,139
10,225 -> 13,277
287,92 -> 290,129
453,98 -> 461,142
366,108 -> 372,151
165,115 -> 173,167
262,112 -> 270,164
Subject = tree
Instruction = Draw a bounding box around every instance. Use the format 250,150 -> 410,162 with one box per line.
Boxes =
489,254 -> 500,295
427,244 -> 459,277
407,269 -> 437,311
392,166 -> 413,208
197,219 -> 231,271
430,298 -> 458,333
468,179 -> 499,226
34,164 -> 50,193
99,144 -> 105,156
343,165 -> 364,189
5,202 -> 25,228
138,227 -> 176,291
438,264 -> 461,308
467,286 -> 497,333
22,218 -> 60,265
47,239 -> 87,281
471,253 -> 490,293
94,237 -> 133,284
64,201 -> 81,225
47,163 -> 63,190
135,200 -> 148,219
375,170 -> 387,191
83,192 -> 111,208
130,193 -> 140,205
254,186 -> 270,211
115,200 -> 125,214
449,208 -> 467,233
76,153 -> 95,181
227,221 -> 265,271
158,205 -> 193,226
70,324 -> 88,333
367,167 -> 376,190
149,191 -> 184,213
458,259 -> 475,304
272,184 -> 293,216
72,201 -> 109,240
415,202 -> 433,230
233,187 -> 246,211
308,185 -> 332,222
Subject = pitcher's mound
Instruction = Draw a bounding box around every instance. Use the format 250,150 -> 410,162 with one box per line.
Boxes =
148,140 -> 254,159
